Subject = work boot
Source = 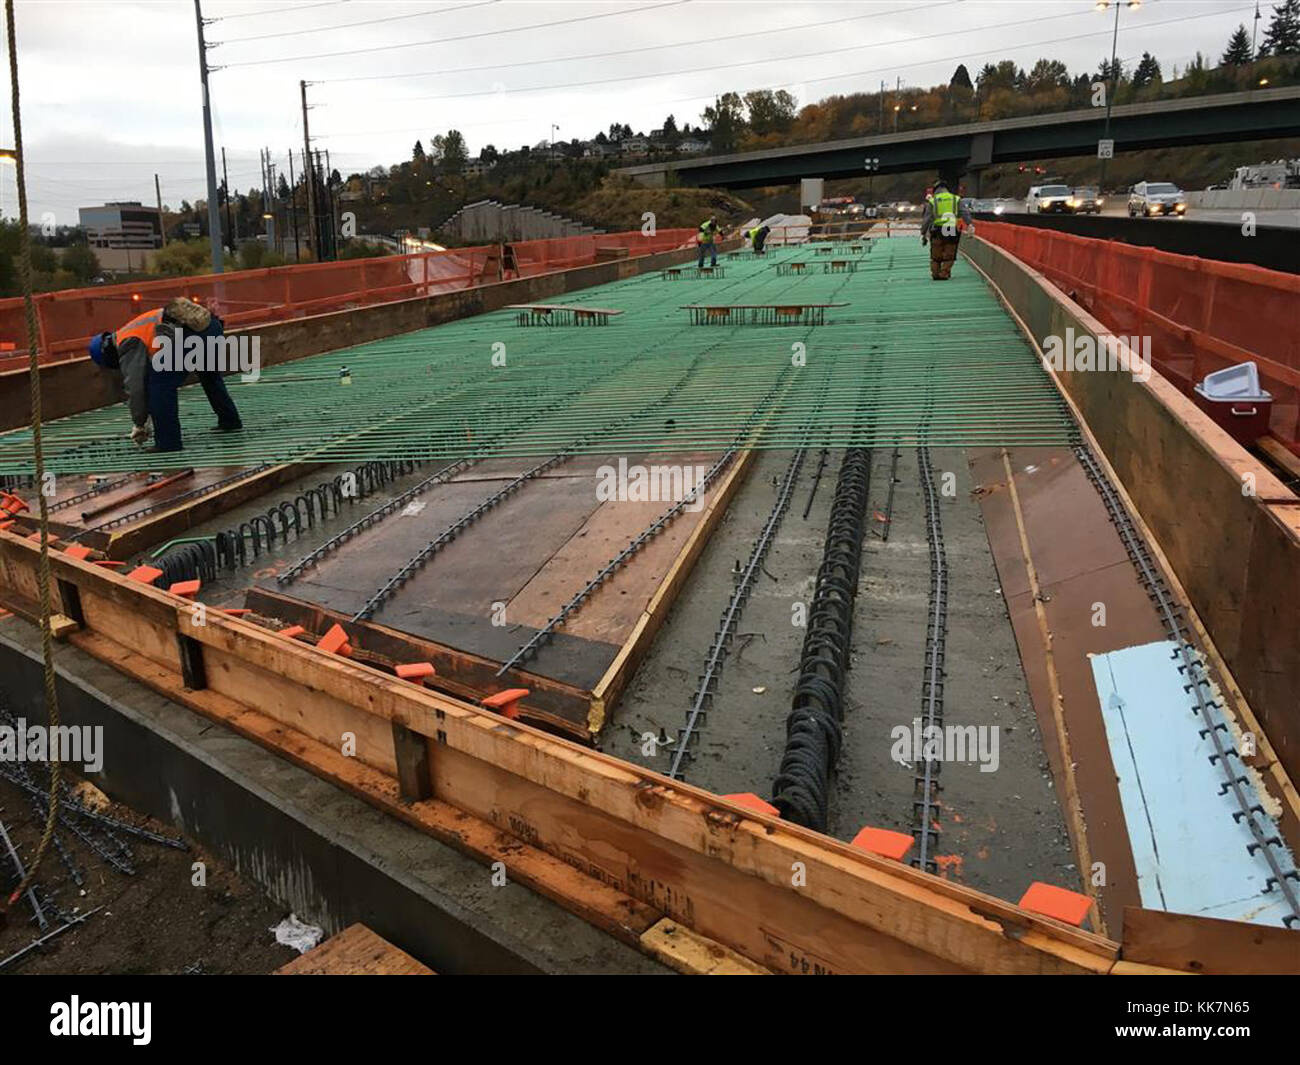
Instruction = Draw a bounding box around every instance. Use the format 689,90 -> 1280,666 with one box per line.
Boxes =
211,423 -> 243,433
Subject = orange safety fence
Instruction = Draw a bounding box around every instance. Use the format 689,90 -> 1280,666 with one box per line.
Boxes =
976,220 -> 1300,456
0,227 -> 696,372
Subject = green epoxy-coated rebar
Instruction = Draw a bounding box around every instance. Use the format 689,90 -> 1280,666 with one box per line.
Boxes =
0,238 -> 1077,474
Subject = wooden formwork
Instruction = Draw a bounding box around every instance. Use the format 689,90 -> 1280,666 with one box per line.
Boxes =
0,528 -> 1141,975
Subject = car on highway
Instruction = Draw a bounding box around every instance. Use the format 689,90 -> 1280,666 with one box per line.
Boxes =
1026,184 -> 1072,213
1128,181 -> 1187,218
1066,187 -> 1103,214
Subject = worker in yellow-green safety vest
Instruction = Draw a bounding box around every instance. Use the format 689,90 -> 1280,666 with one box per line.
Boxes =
697,216 -> 720,268
920,178 -> 975,281
747,224 -> 771,256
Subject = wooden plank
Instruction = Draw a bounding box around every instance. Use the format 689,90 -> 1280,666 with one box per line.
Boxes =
391,720 -> 433,802
1121,907 -> 1300,975
1258,436 -> 1300,481
429,742 -> 967,974
68,628 -> 662,948
275,924 -> 435,975
0,529 -> 1127,974
588,444 -> 758,730
506,304 -> 624,315
638,919 -> 770,975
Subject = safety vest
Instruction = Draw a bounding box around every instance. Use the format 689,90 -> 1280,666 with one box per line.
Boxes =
932,190 -> 960,231
114,308 -> 164,352
698,223 -> 717,244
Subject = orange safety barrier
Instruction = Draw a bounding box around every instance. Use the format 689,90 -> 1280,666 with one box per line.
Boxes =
976,221 -> 1300,456
0,228 -> 697,371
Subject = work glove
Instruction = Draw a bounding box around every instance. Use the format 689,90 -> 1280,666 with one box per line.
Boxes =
129,423 -> 151,445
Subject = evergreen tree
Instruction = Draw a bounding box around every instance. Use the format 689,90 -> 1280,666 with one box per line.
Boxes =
1132,51 -> 1162,88
1221,23 -> 1254,65
950,63 -> 973,89
1260,0 -> 1300,56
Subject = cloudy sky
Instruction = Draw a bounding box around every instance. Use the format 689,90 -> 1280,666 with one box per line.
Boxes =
0,0 -> 1266,225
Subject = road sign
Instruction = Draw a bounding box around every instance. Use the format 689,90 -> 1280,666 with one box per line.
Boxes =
1097,139 -> 1115,159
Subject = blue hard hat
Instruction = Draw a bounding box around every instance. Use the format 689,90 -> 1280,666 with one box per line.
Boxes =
88,331 -> 117,368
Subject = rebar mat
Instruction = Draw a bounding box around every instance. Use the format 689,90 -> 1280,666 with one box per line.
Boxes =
0,239 -> 1077,474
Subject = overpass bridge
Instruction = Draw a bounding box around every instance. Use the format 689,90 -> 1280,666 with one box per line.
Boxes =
618,86 -> 1300,191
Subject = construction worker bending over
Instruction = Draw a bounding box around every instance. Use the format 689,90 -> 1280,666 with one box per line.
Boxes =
88,297 -> 243,453
748,224 -> 771,255
697,216 -> 721,268
920,179 -> 974,281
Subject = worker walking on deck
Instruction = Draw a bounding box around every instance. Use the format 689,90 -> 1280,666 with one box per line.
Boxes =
920,179 -> 974,281
697,216 -> 721,268
88,297 -> 243,453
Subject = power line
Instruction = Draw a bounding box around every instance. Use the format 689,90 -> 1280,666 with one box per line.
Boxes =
314,2 -> 1254,141
221,0 -> 687,68
367,4 -> 1080,105
315,1 -> 961,85
216,0 -> 495,45
209,0 -> 347,22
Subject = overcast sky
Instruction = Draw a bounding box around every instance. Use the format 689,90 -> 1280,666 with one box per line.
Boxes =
0,0 -> 1267,225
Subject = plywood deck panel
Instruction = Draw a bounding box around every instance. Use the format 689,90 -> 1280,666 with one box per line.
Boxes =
969,445 -> 1167,933
275,924 -> 436,975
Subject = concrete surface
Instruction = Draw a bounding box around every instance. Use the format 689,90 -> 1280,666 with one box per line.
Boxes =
604,444 -> 1079,904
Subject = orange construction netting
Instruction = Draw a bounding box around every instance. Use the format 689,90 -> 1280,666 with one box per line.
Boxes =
977,221 -> 1300,454
0,228 -> 696,371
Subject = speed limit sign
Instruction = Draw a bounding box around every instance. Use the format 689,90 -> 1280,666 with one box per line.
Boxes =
1097,139 -> 1115,159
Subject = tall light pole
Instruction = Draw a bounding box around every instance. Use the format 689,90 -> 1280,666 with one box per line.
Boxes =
194,0 -> 223,273
1095,0 -> 1141,191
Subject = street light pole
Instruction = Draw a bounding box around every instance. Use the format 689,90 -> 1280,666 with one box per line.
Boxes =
1097,0 -> 1139,191
194,0 -> 223,273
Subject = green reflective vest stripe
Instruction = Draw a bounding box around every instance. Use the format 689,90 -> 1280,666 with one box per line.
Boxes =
698,224 -> 715,244
933,191 -> 959,230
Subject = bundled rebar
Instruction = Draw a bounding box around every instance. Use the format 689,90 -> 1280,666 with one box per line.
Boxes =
151,459 -> 420,583
771,447 -> 872,830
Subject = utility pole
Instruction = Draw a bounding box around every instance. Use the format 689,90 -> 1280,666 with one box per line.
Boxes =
287,147 -> 300,261
154,173 -> 167,247
1251,0 -> 1261,60
300,80 -> 317,260
221,146 -> 235,247
194,0 -> 223,272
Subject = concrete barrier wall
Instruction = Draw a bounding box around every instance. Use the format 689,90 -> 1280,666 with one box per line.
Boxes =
1187,188 -> 1300,211
964,234 -> 1300,787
